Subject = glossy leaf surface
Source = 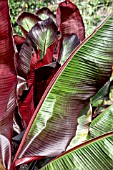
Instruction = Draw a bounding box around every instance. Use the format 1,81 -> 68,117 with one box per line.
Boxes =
41,132 -> 113,170
14,13 -> 113,165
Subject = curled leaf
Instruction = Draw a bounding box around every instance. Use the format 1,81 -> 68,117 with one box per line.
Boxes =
56,0 -> 85,41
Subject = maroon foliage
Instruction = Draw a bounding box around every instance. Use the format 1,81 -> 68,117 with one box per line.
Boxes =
34,62 -> 60,107
56,0 -> 85,41
16,18 -> 58,125
0,0 -> 17,169
13,35 -> 25,52
0,1 -> 86,169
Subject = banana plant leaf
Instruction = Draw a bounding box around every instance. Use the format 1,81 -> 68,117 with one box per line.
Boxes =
41,132 -> 113,170
36,7 -> 56,23
34,62 -> 60,107
17,18 -> 58,125
17,17 -> 58,78
90,104 -> 113,138
17,12 -> 41,36
58,34 -> 80,65
18,29 -> 80,125
13,35 -> 25,52
0,0 -> 17,169
14,13 -> 113,166
66,104 -> 91,150
56,0 -> 85,41
67,77 -> 113,150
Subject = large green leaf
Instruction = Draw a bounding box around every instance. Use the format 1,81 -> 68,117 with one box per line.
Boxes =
90,104 -> 113,138
41,132 -> 113,170
90,76 -> 113,106
15,13 -> 113,165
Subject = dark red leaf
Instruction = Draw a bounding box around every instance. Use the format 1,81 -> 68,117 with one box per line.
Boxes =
56,0 -> 85,41
13,35 -> 25,52
17,53 -> 37,126
18,86 -> 35,126
34,62 -> 60,107
13,35 -> 25,45
0,0 -> 17,169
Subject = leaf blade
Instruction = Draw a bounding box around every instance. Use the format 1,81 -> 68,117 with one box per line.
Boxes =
0,0 -> 17,169
17,12 -> 41,36
15,13 -> 113,165
41,132 -> 113,170
56,0 -> 85,41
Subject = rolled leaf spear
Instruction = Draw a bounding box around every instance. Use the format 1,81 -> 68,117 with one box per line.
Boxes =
0,0 -> 17,169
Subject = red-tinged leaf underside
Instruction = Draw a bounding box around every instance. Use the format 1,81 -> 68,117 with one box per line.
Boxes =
13,35 -> 25,45
13,35 -> 25,53
36,7 -> 56,23
14,13 -> 113,166
0,0 -> 17,169
56,0 -> 85,41
17,12 -> 41,36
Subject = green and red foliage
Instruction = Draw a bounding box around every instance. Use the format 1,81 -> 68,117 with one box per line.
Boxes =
1,0 -> 113,170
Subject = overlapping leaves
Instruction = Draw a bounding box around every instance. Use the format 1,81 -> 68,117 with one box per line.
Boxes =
41,132 -> 113,170
90,104 -> 113,138
14,13 -> 113,167
1,0 -> 113,170
16,0 -> 82,126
